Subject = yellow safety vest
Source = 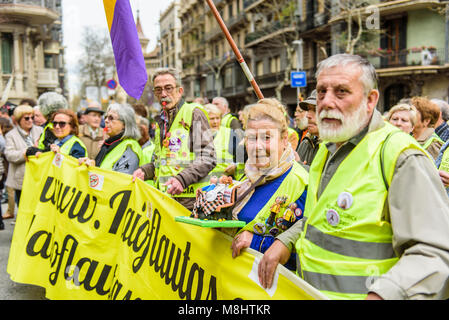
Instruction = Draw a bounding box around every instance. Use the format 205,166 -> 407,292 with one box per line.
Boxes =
221,113 -> 238,128
422,132 -> 444,150
296,123 -> 426,300
154,102 -> 210,197
38,123 -> 53,149
99,139 -> 142,171
439,145 -> 449,172
59,135 -> 88,158
239,161 -> 308,237
142,140 -> 156,187
209,126 -> 245,180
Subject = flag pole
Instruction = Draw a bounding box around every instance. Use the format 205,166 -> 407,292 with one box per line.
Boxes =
205,0 -> 264,100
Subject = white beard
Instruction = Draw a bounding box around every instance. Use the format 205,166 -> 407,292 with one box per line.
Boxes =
297,117 -> 308,130
317,99 -> 370,143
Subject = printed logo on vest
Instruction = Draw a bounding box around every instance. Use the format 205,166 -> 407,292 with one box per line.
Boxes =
88,172 -> 104,191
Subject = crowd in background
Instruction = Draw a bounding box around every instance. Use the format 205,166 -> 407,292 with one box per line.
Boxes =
1,58 -> 449,300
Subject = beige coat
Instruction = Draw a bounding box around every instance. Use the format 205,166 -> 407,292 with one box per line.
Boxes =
5,125 -> 43,190
79,124 -> 105,160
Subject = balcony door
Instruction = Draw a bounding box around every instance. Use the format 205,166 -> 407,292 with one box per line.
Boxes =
381,16 -> 407,67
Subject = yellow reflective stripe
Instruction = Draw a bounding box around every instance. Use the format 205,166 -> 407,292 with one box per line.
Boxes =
305,224 -> 397,260
303,271 -> 374,296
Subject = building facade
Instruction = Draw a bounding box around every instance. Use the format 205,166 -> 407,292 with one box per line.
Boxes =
159,0 -> 182,72
0,0 -> 66,105
160,0 -> 449,114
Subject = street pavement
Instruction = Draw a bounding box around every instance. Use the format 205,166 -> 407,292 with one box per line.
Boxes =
0,202 -> 46,300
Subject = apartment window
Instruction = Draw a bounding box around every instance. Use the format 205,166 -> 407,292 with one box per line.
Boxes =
215,44 -> 219,58
44,54 -> 54,69
1,33 -> 13,74
207,74 -> 214,91
224,67 -> 232,88
228,4 -> 233,18
269,55 -> 281,73
256,60 -> 263,76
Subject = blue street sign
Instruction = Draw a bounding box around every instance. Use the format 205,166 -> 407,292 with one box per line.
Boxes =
291,71 -> 307,88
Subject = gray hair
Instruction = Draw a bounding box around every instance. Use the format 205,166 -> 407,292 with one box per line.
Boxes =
37,92 -> 68,118
431,98 -> 449,121
204,103 -> 222,116
151,67 -> 182,87
316,54 -> 378,96
107,103 -> 141,140
213,96 -> 229,108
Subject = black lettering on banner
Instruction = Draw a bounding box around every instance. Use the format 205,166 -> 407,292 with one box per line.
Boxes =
33,175 -> 221,300
26,230 -> 52,259
39,176 -> 97,224
108,190 -> 132,235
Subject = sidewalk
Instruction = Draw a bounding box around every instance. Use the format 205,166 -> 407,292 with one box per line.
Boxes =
0,202 -> 46,300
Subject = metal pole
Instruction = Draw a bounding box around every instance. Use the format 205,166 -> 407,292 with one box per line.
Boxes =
293,39 -> 303,105
205,0 -> 264,99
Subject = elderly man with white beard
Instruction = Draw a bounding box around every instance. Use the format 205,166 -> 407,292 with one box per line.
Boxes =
256,54 -> 449,300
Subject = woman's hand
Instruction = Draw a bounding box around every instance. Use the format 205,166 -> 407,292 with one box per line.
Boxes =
258,240 -> 290,289
50,144 -> 60,153
78,157 -> 95,167
231,230 -> 253,258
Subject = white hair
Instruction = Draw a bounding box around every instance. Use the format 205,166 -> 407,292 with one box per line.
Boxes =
107,103 -> 141,140
316,54 -> 378,96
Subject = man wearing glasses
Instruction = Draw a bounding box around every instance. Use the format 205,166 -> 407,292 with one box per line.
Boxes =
133,68 -> 216,211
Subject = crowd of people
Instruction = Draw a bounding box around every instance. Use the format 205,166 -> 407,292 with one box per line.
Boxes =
1,53 -> 449,300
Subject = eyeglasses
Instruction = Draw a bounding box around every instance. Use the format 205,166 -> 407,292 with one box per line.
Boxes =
23,116 -> 34,121
52,121 -> 68,128
105,115 -> 121,122
153,85 -> 177,95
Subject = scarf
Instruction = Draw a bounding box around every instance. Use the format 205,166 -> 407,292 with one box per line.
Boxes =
17,125 -> 34,148
95,131 -> 124,166
233,145 -> 296,217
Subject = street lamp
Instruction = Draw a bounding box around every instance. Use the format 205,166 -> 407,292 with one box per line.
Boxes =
292,39 -> 303,105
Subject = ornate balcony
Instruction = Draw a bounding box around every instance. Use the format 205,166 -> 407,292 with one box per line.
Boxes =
37,68 -> 58,88
0,0 -> 59,24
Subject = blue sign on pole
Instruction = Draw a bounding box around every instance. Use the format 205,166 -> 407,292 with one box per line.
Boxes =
291,71 -> 307,88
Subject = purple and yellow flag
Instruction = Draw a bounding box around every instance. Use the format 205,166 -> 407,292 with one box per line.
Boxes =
103,0 -> 147,99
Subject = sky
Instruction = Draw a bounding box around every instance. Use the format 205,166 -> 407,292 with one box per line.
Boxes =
62,0 -> 171,99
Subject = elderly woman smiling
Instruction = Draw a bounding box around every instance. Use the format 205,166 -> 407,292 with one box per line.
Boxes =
79,103 -> 142,174
48,109 -> 87,159
4,104 -> 43,215
230,98 -> 308,263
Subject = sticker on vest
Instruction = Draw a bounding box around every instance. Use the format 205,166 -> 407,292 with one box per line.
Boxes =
88,172 -> 104,191
52,153 -> 64,168
253,222 -> 266,235
337,192 -> 353,210
168,137 -> 182,152
269,227 -> 280,237
326,209 -> 340,226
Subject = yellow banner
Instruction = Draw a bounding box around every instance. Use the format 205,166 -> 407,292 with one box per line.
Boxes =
7,152 -> 326,300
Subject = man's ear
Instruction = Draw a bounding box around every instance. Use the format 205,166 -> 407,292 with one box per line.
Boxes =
367,89 -> 379,114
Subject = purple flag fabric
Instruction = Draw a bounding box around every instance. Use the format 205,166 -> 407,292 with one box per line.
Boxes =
108,0 -> 147,99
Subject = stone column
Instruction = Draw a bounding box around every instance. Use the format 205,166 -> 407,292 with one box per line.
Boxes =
13,31 -> 23,94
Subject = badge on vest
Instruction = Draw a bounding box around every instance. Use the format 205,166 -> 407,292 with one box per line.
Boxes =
253,222 -> 266,235
326,209 -> 340,226
168,137 -> 182,152
337,192 -> 353,210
